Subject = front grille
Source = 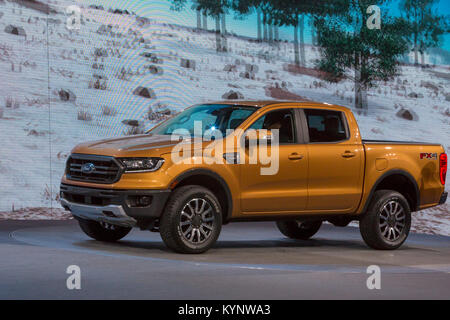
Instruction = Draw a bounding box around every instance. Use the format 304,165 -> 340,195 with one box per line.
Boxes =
66,154 -> 123,184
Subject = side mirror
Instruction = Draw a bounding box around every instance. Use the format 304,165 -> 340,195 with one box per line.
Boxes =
244,130 -> 273,148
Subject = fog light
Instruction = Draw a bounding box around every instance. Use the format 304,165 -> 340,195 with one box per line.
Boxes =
139,196 -> 152,206
127,195 -> 152,208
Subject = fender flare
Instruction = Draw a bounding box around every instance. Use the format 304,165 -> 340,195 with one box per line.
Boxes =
362,169 -> 420,213
170,168 -> 233,221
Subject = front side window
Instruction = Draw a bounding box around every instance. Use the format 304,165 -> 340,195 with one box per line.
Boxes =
150,104 -> 257,137
304,109 -> 348,143
248,109 -> 297,144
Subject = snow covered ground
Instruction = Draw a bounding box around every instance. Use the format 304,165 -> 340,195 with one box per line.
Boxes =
0,0 -> 448,235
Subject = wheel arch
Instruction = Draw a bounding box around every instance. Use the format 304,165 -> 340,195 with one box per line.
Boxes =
362,169 -> 420,213
169,169 -> 233,223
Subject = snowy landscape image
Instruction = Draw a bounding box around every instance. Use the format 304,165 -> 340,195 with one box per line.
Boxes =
0,0 -> 449,234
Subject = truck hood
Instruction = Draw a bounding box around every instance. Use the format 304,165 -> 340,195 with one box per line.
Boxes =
71,134 -> 182,157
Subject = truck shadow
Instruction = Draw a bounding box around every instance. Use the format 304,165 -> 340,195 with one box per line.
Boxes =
84,237 -> 378,252
213,238 -> 368,249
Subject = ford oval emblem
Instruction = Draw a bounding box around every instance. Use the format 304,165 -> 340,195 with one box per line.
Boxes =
81,163 -> 96,174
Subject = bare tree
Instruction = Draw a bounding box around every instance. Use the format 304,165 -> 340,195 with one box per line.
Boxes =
263,12 -> 268,41
294,19 -> 299,65
202,10 -> 208,29
269,22 -> 273,43
257,8 -> 262,41
197,8 -> 202,29
215,15 -> 222,51
221,14 -> 228,51
299,15 -> 306,66
401,0 -> 448,66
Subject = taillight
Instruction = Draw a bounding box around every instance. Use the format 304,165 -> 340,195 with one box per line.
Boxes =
440,153 -> 447,185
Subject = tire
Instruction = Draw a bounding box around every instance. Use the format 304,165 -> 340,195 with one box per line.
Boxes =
359,190 -> 411,250
78,219 -> 131,242
159,185 -> 222,254
276,220 -> 322,240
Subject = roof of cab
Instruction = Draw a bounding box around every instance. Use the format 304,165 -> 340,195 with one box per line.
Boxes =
209,100 -> 351,112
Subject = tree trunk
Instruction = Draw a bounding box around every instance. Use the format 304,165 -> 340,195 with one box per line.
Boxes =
294,23 -> 300,66
419,40 -> 425,65
355,86 -> 368,113
311,22 -> 316,46
269,23 -> 273,44
257,9 -> 262,41
221,14 -> 227,52
221,14 -> 226,36
196,9 -> 201,29
215,16 -> 221,52
413,33 -> 418,65
354,55 -> 368,113
274,25 -> 279,41
263,13 -> 267,42
265,23 -> 269,42
202,11 -> 207,30
414,46 -> 419,65
299,15 -> 306,66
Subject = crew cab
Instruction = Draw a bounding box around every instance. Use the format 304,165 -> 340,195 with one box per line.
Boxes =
60,101 -> 447,253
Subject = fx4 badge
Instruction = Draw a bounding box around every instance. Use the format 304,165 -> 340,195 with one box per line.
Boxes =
420,153 -> 437,160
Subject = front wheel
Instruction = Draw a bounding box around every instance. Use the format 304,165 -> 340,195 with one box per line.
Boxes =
359,190 -> 411,250
159,185 -> 222,254
276,220 -> 322,240
78,219 -> 131,242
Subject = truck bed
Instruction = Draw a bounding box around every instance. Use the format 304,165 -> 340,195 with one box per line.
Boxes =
363,139 -> 442,146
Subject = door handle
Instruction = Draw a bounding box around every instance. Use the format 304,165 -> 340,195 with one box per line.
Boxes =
342,151 -> 356,158
288,153 -> 304,160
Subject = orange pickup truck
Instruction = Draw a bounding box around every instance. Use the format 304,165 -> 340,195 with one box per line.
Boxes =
60,101 -> 447,253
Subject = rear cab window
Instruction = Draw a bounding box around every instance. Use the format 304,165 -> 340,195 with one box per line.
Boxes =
304,109 -> 349,143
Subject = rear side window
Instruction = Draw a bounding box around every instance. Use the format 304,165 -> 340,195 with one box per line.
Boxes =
304,109 -> 348,143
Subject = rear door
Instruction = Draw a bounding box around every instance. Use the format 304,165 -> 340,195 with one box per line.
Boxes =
240,108 -> 308,213
301,108 -> 364,213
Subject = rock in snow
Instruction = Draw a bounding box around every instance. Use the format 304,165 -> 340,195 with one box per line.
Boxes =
222,90 -> 244,100
396,108 -> 419,121
58,89 -> 76,102
122,119 -> 140,127
4,25 -> 26,37
133,86 -> 156,99
180,58 -> 196,70
408,92 -> 424,99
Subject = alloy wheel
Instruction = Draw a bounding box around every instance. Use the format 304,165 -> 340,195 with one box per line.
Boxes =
379,199 -> 406,242
179,198 -> 215,244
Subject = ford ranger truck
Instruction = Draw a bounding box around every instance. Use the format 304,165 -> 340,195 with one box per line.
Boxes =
60,101 -> 447,253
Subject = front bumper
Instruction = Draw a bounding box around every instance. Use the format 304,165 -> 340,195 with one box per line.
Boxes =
439,192 -> 448,205
60,198 -> 137,227
60,183 -> 171,228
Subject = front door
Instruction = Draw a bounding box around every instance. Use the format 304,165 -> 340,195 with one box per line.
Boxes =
240,108 -> 308,213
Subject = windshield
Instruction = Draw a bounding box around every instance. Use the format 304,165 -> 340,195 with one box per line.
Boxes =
150,104 -> 257,137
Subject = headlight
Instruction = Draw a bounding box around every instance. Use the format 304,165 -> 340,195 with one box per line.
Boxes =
118,157 -> 164,172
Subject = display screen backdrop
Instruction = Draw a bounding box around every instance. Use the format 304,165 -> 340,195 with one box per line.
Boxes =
0,0 -> 448,233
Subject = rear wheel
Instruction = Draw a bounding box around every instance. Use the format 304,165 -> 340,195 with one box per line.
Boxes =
359,190 -> 411,250
159,185 -> 222,254
276,220 -> 322,240
78,219 -> 131,242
